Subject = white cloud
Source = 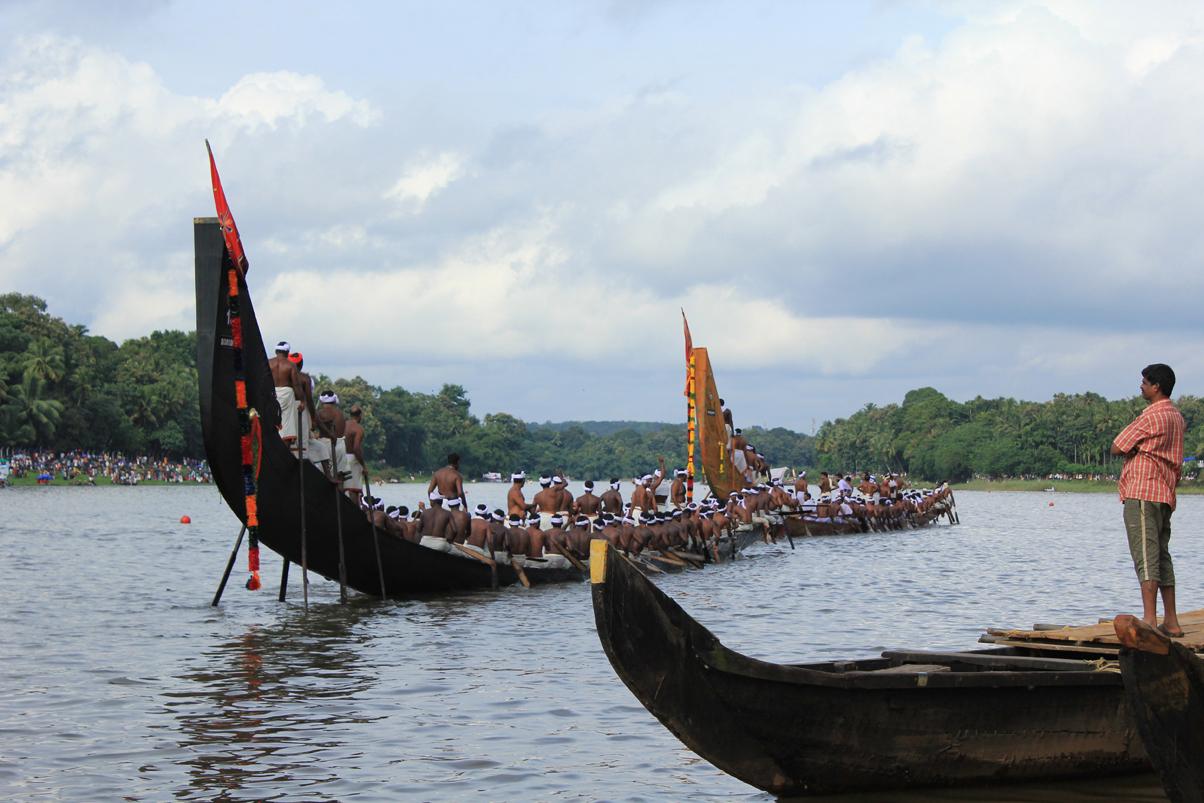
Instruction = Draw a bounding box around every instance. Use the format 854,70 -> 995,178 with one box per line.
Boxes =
384,152 -> 466,212
216,71 -> 381,130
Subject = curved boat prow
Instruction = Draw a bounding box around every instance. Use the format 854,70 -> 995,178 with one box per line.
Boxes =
1115,614 -> 1204,801
589,540 -> 794,793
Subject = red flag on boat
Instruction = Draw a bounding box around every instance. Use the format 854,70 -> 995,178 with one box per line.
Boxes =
206,140 -> 249,274
682,309 -> 694,396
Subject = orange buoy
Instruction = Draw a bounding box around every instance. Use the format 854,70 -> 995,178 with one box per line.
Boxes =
180,515 -> 192,524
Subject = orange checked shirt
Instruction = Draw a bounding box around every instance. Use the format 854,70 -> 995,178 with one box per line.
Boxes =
1113,398 -> 1185,509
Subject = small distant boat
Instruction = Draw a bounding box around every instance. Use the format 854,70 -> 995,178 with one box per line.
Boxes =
1044,486 -> 1057,492
480,472 -> 504,482
590,539 -> 1150,797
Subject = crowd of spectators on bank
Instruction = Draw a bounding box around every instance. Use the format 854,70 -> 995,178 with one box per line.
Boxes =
1,449 -> 212,485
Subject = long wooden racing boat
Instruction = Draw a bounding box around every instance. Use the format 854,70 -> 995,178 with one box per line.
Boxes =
589,538 -> 1149,797
195,218 -> 590,594
782,494 -> 956,537
196,218 -> 760,596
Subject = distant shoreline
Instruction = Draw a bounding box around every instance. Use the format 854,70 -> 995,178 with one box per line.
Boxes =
953,478 -> 1204,495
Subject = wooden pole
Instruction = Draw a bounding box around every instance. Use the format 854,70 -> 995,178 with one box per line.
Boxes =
297,408 -> 309,610
278,559 -> 290,602
362,476 -> 388,598
211,524 -> 247,607
333,483 -> 348,603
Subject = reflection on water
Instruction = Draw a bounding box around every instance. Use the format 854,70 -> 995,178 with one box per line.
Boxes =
1,485 -> 1195,800
166,605 -> 379,800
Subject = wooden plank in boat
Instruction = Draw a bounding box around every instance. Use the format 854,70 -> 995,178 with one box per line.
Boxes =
881,649 -> 1103,672
984,637 -> 1121,657
867,663 -> 950,674
986,608 -> 1204,652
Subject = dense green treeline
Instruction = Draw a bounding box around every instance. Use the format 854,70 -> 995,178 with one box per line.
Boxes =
0,294 -> 201,455
0,294 -> 815,477
815,387 -> 1204,483
8,293 -> 1199,484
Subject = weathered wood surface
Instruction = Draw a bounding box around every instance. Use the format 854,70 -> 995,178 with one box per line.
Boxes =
987,609 -> 1204,652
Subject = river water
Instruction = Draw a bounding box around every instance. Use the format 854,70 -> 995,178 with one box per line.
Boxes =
1,484 -> 1195,801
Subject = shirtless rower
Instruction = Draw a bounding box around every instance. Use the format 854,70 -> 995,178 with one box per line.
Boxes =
858,472 -> 877,498
506,471 -> 528,517
314,390 -> 346,484
288,352 -> 315,458
418,491 -> 452,551
669,468 -> 688,508
446,497 -> 469,544
504,514 -> 531,565
524,513 -> 547,560
553,474 -> 574,516
576,480 -> 602,519
533,475 -> 560,528
599,479 -> 623,514
342,405 -> 367,505
268,341 -> 305,452
429,453 -> 467,510
646,456 -> 667,512
730,428 -> 751,480
817,471 -> 832,495
467,504 -> 491,549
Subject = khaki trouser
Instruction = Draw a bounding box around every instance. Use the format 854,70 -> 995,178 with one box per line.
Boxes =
1123,498 -> 1175,585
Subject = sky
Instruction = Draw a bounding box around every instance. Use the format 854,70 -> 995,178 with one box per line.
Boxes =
3,1 -> 1204,432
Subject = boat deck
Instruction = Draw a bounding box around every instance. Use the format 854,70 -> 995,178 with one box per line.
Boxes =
983,608 -> 1204,655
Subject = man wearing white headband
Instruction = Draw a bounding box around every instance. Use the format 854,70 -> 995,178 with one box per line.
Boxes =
600,478 -> 623,515
418,490 -> 452,553
314,389 -> 347,486
268,340 -> 305,452
507,472 -> 529,519
669,468 -> 688,509
533,475 -> 560,530
340,404 -> 367,505
429,452 -> 467,511
446,496 -> 469,545
576,480 -> 601,520
553,475 -> 574,519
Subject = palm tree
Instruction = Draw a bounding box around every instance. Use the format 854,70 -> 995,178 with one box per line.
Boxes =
22,338 -> 65,383
3,376 -> 64,444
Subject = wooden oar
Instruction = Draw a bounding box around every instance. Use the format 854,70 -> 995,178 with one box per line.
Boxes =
511,558 -> 532,589
211,524 -> 247,606
669,549 -> 704,568
551,541 -> 588,573
651,550 -> 689,567
296,407 -> 309,610
332,482 -> 348,603
452,541 -> 496,567
362,476 -> 388,598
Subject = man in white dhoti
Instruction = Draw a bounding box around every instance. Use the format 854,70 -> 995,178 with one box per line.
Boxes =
268,341 -> 304,450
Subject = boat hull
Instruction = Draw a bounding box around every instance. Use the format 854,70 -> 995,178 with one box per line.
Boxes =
590,541 -> 1147,796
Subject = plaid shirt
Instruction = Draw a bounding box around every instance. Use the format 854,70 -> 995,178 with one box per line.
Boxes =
1113,398 -> 1185,509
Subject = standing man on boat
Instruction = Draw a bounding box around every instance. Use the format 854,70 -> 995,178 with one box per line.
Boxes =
315,390 -> 346,484
429,453 -> 467,510
268,341 -> 305,451
507,471 -> 529,517
1111,363 -> 1185,638
288,352 -> 315,457
343,404 -> 367,505
576,481 -> 602,519
600,479 -> 623,514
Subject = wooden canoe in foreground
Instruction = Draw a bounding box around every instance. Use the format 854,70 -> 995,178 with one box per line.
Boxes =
589,539 -> 1149,797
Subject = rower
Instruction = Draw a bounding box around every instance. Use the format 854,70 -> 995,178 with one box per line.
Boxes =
600,478 -> 623,514
314,390 -> 346,485
467,504 -> 491,550
504,514 -> 530,566
288,352 -> 315,459
533,475 -> 559,528
524,513 -> 547,560
429,453 -> 467,510
507,471 -> 528,517
418,490 -> 452,552
446,497 -> 469,544
397,506 -> 419,543
818,471 -> 832,495
553,475 -> 574,516
669,468 -> 687,508
576,480 -> 602,519
268,340 -> 305,453
342,404 -> 367,505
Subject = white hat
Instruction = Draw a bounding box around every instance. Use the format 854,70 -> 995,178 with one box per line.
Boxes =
275,340 -> 290,352
428,489 -> 443,502
511,471 -> 526,482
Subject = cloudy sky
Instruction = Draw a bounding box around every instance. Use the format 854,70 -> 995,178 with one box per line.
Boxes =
3,1 -> 1203,431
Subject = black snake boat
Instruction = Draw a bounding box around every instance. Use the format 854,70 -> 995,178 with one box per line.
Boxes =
590,539 -> 1151,796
